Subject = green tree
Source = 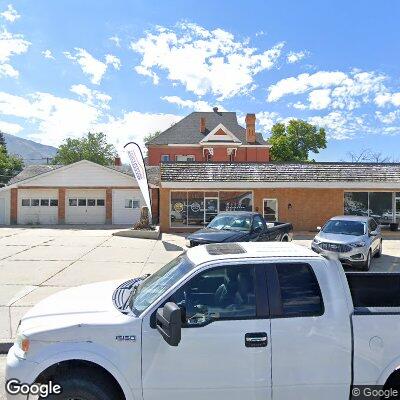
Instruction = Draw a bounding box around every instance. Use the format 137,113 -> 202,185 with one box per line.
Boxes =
52,132 -> 117,166
269,119 -> 327,162
144,130 -> 162,144
0,142 -> 23,185
0,130 -> 6,152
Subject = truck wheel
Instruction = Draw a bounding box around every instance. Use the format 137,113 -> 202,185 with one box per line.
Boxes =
42,368 -> 124,400
281,235 -> 289,242
362,250 -> 372,271
374,240 -> 382,258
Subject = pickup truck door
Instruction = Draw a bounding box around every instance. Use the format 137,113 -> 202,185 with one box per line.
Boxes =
249,214 -> 269,241
267,261 -> 352,400
141,263 -> 271,400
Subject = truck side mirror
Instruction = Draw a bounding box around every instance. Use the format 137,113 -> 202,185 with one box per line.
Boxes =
370,230 -> 378,236
156,302 -> 181,346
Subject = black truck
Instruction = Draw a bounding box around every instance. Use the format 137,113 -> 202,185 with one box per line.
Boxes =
186,211 -> 293,247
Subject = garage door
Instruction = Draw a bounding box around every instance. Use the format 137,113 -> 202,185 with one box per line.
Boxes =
18,189 -> 58,225
0,198 -> 5,225
66,189 -> 106,224
112,189 -> 143,225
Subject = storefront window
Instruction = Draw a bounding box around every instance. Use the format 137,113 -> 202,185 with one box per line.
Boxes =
187,192 -> 204,227
219,191 -> 253,212
170,192 -> 188,227
344,192 -> 368,216
369,192 -> 393,224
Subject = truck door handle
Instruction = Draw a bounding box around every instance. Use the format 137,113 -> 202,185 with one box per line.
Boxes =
245,332 -> 268,347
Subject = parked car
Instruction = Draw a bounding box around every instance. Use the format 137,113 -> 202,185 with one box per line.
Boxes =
185,211 -> 293,247
311,215 -> 382,270
7,242 -> 400,399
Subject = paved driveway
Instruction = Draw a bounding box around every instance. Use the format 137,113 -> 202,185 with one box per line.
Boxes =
1,227 -> 400,341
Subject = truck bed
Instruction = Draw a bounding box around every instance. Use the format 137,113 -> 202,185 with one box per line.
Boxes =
346,272 -> 400,312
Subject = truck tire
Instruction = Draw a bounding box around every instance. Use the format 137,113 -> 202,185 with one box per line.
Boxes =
42,368 -> 124,400
281,234 -> 289,242
374,240 -> 382,258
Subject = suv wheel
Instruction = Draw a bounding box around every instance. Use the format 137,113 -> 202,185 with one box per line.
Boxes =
374,240 -> 382,258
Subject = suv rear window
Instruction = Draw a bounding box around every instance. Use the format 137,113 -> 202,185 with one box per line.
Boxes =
276,264 -> 324,317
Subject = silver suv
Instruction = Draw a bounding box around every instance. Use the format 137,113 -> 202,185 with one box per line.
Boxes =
311,216 -> 382,271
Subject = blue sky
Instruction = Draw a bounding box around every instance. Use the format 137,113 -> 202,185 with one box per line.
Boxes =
0,0 -> 399,161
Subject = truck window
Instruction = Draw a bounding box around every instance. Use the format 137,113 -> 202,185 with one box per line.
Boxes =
275,264 -> 324,317
171,265 -> 256,327
252,215 -> 264,230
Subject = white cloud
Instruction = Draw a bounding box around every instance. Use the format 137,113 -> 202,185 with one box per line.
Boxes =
375,110 -> 400,124
131,22 -> 284,100
64,48 -> 120,85
70,84 -> 111,109
0,119 -> 22,134
109,35 -> 121,47
161,95 -> 225,112
42,49 -> 54,59
375,92 -> 400,107
308,89 -> 332,110
105,54 -> 121,70
287,50 -> 308,64
1,4 -> 20,23
0,63 -> 18,78
0,28 -> 30,79
255,111 -> 283,132
268,70 -> 387,112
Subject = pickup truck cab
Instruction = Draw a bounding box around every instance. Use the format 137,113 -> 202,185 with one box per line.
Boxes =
186,211 -> 293,247
6,243 -> 400,400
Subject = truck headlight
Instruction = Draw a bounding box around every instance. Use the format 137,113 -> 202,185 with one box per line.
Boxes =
312,238 -> 321,245
185,239 -> 191,248
349,241 -> 366,248
16,333 -> 30,353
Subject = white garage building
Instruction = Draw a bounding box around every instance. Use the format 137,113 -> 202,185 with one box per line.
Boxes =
0,160 -> 158,226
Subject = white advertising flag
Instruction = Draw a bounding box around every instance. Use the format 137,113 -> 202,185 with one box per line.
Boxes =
124,142 -> 152,220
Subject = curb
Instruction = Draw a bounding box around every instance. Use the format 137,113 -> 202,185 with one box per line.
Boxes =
0,341 -> 13,354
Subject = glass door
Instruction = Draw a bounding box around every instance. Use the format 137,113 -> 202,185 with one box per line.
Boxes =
204,197 -> 219,225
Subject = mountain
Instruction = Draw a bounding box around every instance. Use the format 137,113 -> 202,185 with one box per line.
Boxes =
3,133 -> 58,165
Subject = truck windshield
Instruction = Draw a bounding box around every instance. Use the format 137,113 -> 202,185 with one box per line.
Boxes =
130,255 -> 194,315
207,215 -> 251,231
322,220 -> 366,236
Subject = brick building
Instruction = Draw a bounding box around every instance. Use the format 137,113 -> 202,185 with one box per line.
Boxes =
146,109 -> 270,165
159,162 -> 400,232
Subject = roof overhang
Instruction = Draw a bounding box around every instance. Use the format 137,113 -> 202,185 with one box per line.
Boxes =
161,181 -> 400,189
200,123 -> 242,145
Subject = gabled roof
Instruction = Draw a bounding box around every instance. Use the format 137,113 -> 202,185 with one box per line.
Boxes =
161,161 -> 400,187
200,123 -> 241,144
147,111 -> 267,146
5,160 -> 160,188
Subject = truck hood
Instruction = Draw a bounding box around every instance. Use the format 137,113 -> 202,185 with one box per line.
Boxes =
316,231 -> 365,244
187,228 -> 248,243
20,280 -> 128,337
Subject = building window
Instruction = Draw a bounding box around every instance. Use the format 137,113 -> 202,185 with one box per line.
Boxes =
344,192 -> 395,224
21,199 -> 30,207
161,154 -> 170,162
203,148 -> 213,162
87,199 -> 96,207
263,199 -> 278,222
219,191 -> 253,212
170,191 -> 188,227
187,192 -> 204,227
69,199 -> 77,206
50,199 -> 58,207
96,199 -> 105,206
40,199 -> 50,207
175,155 -> 195,162
227,148 -> 237,162
31,199 -> 39,207
78,199 -> 87,207
125,199 -> 140,209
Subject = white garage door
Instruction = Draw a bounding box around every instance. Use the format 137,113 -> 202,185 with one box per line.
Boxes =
0,198 -> 5,225
112,189 -> 143,225
18,189 -> 59,225
66,189 -> 106,224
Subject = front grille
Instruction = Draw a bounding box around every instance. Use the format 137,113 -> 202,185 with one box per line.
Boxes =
319,242 -> 351,253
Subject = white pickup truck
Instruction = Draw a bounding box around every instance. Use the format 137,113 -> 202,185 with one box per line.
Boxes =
6,242 -> 400,400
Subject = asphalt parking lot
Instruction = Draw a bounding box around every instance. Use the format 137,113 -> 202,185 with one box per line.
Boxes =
1,227 -> 400,342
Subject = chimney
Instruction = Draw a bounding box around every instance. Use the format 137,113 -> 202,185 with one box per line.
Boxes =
114,156 -> 122,167
245,113 -> 256,143
200,116 -> 206,133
